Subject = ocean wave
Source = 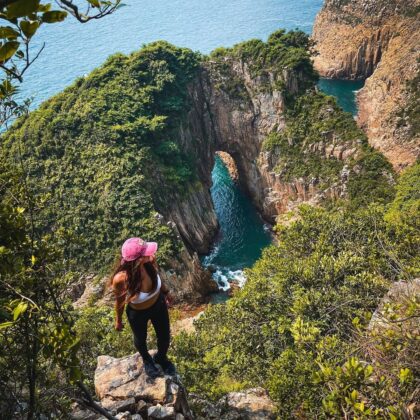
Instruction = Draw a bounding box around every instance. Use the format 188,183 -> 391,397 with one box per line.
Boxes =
211,267 -> 247,291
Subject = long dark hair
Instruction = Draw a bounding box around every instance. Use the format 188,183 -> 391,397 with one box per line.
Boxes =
111,257 -> 158,303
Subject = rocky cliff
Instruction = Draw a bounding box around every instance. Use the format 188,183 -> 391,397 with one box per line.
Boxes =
313,0 -> 420,170
2,35 -> 395,304
181,50 -> 392,224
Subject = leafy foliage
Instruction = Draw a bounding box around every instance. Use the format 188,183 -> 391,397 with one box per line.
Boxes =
209,29 -> 318,95
263,91 -> 394,203
0,163 -> 81,417
173,176 -> 419,417
0,0 -> 122,128
2,41 -> 202,273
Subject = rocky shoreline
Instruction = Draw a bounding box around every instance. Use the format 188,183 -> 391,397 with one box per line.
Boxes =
312,0 -> 420,170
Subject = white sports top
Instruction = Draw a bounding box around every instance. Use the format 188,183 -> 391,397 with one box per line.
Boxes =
129,274 -> 161,304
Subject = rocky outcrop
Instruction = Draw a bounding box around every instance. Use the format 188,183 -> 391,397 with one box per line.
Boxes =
216,151 -> 239,183
369,278 -> 420,331
312,0 -> 420,170
88,352 -> 193,419
81,353 -> 277,420
190,388 -> 277,419
172,59 -> 367,226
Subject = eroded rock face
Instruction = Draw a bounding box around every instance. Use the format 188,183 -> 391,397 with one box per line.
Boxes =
91,352 -> 193,419
312,0 -> 420,170
174,60 -> 361,227
182,61 -> 374,224
190,387 -> 277,419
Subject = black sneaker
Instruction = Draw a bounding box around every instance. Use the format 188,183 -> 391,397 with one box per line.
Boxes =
143,357 -> 161,379
153,355 -> 177,376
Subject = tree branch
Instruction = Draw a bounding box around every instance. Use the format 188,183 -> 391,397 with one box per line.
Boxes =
57,0 -> 120,23
76,382 -> 118,420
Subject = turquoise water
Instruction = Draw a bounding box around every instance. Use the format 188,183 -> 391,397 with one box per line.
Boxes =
318,79 -> 365,116
19,0 -> 323,107
12,0 -> 361,291
202,157 -> 272,290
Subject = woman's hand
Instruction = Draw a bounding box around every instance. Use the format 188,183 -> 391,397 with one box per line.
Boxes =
115,320 -> 124,332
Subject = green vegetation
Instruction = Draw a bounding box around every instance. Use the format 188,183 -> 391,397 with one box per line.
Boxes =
263,91 -> 394,203
0,25 -> 417,418
0,0 -> 122,127
396,67 -> 420,139
209,30 -> 318,96
2,41 -> 202,272
173,165 -> 420,417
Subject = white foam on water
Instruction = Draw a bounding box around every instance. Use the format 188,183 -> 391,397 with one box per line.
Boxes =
211,267 -> 247,291
202,244 -> 220,265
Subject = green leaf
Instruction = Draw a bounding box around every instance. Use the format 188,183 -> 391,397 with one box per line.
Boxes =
0,321 -> 14,329
38,4 -> 51,13
1,79 -> 17,96
0,26 -> 19,39
20,20 -> 39,38
31,255 -> 36,266
41,11 -> 68,24
88,0 -> 101,7
399,368 -> 413,384
13,302 -> 28,321
6,0 -> 40,19
0,40 -> 20,62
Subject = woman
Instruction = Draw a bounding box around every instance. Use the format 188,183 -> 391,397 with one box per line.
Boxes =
111,237 -> 176,378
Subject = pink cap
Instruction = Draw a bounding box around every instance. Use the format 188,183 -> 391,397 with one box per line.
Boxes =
121,237 -> 158,262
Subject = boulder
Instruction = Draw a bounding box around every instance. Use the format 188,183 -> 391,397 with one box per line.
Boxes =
93,352 -> 193,419
101,397 -> 137,415
148,404 -> 175,419
219,388 -> 277,419
190,388 -> 277,419
95,354 -> 167,402
369,278 -> 420,331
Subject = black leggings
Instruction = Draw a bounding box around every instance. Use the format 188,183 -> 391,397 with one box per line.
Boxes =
126,292 -> 170,361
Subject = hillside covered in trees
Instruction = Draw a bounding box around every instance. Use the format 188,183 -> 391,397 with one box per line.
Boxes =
0,25 -> 418,419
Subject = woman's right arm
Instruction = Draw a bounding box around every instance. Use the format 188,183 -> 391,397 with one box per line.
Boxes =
112,274 -> 126,331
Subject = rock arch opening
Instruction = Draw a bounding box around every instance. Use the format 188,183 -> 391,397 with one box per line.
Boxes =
200,151 -> 272,291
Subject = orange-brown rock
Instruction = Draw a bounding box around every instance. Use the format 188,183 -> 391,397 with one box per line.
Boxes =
313,0 -> 420,170
216,151 -> 239,183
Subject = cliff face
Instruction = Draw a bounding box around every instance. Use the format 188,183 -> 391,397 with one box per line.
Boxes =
174,56 -> 385,228
313,0 -> 420,170
3,37 -> 395,304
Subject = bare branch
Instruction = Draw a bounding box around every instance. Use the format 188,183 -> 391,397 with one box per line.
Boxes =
76,382 -> 118,420
0,280 -> 40,309
57,0 -> 121,23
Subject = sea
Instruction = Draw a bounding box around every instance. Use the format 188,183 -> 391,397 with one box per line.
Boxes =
14,0 -> 364,292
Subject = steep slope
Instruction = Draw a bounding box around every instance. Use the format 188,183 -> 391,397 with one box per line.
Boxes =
312,0 -> 420,170
172,163 -> 420,417
198,32 -> 393,222
1,32 -> 394,301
